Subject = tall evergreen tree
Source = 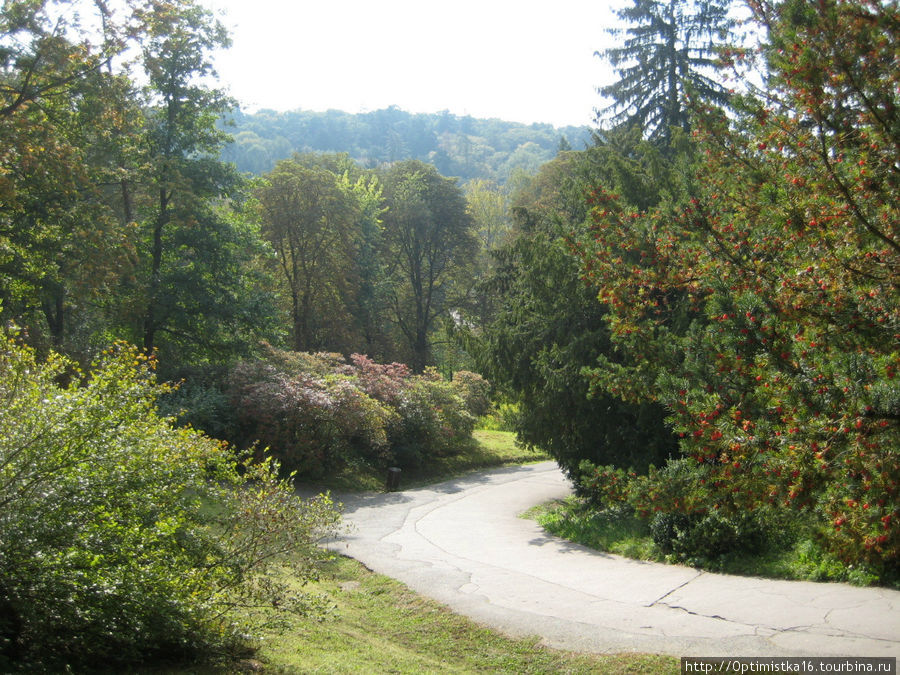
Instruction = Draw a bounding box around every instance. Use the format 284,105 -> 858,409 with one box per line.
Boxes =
596,0 -> 735,143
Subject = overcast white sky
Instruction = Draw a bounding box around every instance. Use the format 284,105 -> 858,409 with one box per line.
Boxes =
201,0 -> 623,128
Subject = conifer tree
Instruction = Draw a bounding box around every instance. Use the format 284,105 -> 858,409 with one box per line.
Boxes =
597,0 -> 735,143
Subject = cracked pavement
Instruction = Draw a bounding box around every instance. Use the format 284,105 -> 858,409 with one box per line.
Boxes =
325,461 -> 900,657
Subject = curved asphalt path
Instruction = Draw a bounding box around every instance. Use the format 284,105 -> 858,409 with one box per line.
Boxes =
325,462 -> 900,658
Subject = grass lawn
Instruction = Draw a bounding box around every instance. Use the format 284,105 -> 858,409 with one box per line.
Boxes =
305,429 -> 552,493
250,555 -> 679,674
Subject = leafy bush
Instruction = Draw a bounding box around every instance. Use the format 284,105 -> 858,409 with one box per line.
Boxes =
348,353 -> 410,406
477,401 -> 520,432
0,337 -> 341,671
156,364 -> 234,439
451,370 -> 492,418
224,350 -> 483,477
227,359 -> 396,478
578,459 -> 770,566
389,369 -> 476,467
576,462 -> 635,506
649,511 -> 767,564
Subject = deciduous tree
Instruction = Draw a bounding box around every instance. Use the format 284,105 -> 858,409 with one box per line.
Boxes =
255,156 -> 363,352
380,160 -> 477,372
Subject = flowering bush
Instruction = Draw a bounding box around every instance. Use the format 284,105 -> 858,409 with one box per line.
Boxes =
227,358 -> 395,477
225,350 -> 484,476
348,353 -> 411,406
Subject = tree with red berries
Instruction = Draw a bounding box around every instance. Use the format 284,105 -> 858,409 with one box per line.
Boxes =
577,0 -> 898,577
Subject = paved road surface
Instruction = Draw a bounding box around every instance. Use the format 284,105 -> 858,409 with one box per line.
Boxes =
325,462 -> 900,657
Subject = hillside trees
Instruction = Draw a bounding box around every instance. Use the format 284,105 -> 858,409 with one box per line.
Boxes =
575,0 -> 899,576
596,0 -> 735,143
380,160 -> 478,372
221,107 -> 592,183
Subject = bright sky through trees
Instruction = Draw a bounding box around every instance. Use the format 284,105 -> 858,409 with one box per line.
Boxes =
202,0 -> 622,127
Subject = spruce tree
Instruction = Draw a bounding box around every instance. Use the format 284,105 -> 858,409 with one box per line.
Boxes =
596,0 -> 734,143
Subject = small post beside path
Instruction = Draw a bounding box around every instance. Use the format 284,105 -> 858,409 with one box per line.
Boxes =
385,467 -> 401,492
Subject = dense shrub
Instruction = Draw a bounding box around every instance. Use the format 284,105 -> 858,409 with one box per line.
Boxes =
227,358 -> 396,477
348,353 -> 410,406
579,459 -> 770,566
224,350 -> 483,476
0,337 -> 341,672
649,511 -> 767,564
389,369 -> 476,467
156,364 -> 234,439
450,370 -> 492,418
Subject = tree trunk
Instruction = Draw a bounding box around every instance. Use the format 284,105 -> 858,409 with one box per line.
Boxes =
143,190 -> 168,353
41,289 -> 65,349
412,328 -> 428,374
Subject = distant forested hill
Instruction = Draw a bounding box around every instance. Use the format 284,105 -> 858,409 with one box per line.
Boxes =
221,106 -> 594,184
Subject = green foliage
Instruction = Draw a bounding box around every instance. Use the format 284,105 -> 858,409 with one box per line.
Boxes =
450,370 -> 492,419
390,368 -> 477,467
649,510 -> 767,564
254,155 -> 377,353
530,497 -> 655,560
0,0 -> 279,370
0,1 -> 140,358
225,348 -> 482,478
473,149 -> 678,478
156,364 -> 234,439
532,494 -> 891,586
572,0 -> 900,579
132,0 -> 283,365
380,160 -> 479,372
477,401 -> 520,432
0,336 -> 341,671
221,107 -> 592,184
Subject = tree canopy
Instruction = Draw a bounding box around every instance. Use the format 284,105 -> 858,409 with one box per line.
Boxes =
573,0 -> 899,577
221,107 -> 592,184
380,160 -> 478,372
596,0 -> 735,142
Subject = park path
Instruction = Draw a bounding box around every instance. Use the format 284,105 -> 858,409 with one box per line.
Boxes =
325,462 -> 900,658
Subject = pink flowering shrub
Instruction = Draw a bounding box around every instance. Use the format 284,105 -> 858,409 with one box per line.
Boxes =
227,358 -> 395,477
226,349 -> 486,477
348,353 -> 410,406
